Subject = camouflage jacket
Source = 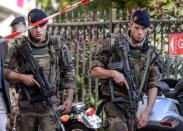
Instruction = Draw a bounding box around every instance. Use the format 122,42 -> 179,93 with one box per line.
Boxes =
91,34 -> 162,97
5,34 -> 76,112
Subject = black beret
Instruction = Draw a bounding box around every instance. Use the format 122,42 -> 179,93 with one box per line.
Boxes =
132,10 -> 150,28
10,16 -> 25,27
28,8 -> 47,25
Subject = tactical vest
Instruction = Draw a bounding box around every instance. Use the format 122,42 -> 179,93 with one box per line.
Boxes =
15,35 -> 69,100
101,35 -> 157,98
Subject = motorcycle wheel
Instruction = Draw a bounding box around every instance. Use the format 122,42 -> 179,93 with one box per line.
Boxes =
66,122 -> 95,131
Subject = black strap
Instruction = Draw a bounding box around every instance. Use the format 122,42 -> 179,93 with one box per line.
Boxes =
96,100 -> 106,116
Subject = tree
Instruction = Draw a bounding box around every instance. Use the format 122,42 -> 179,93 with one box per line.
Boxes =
36,0 -> 183,19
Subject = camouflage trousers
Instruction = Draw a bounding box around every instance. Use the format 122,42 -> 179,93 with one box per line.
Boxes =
16,110 -> 56,131
104,101 -> 136,131
6,88 -> 19,131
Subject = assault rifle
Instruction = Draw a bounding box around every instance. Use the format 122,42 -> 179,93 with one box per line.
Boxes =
107,44 -> 139,110
17,43 -> 65,131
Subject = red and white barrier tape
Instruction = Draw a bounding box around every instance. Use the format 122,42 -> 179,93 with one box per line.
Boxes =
0,0 -> 93,43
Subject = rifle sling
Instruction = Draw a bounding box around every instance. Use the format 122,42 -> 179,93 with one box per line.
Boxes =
138,47 -> 153,95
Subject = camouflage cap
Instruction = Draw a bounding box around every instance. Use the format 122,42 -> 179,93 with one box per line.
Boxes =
10,16 -> 25,27
28,8 -> 47,25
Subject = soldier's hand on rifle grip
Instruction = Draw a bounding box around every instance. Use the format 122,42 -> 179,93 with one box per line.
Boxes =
19,74 -> 40,87
111,70 -> 129,89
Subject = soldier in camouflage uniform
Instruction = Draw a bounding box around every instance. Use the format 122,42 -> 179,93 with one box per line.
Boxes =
5,8 -> 76,131
6,16 -> 26,131
91,10 -> 161,131
10,16 -> 26,33
8,16 -> 27,49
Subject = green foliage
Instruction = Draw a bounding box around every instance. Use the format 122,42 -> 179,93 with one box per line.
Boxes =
37,0 -> 183,19
37,0 -> 111,11
112,0 -> 151,9
84,94 -> 96,108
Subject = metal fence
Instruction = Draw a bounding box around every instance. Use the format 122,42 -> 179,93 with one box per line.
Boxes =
48,12 -> 183,105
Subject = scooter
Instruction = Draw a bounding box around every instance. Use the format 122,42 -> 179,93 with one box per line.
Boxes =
96,79 -> 183,131
61,102 -> 102,131
137,78 -> 183,131
10,102 -> 101,131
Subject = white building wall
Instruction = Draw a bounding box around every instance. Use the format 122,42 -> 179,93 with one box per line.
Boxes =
0,0 -> 36,36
